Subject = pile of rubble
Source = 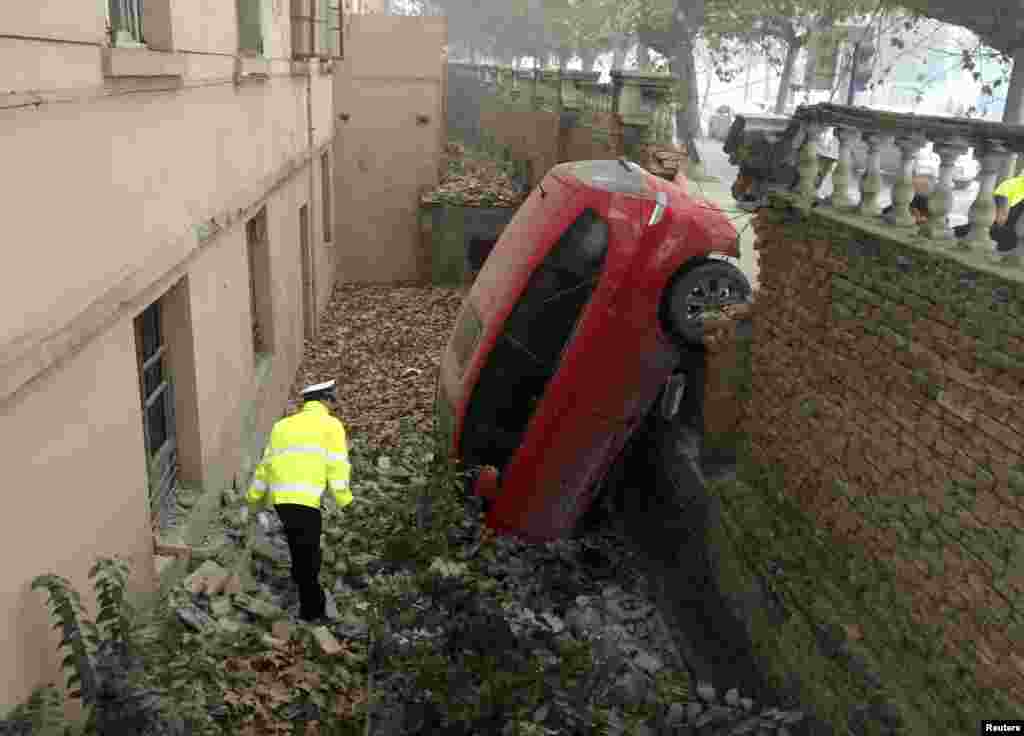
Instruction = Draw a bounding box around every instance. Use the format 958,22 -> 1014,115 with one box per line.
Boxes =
156,466 -> 805,736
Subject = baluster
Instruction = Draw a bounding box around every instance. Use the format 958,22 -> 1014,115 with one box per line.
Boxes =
830,126 -> 859,210
966,142 -> 1010,252
797,124 -> 823,202
858,133 -> 892,217
925,138 -> 969,243
886,135 -> 927,228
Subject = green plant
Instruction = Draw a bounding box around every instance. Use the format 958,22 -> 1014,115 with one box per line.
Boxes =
0,684 -> 81,736
30,573 -> 102,707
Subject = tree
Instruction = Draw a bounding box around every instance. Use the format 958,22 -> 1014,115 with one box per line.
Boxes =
895,0 -> 1023,177
704,0 -> 879,114
612,0 -> 707,169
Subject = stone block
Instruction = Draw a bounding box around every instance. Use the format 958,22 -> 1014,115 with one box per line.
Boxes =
272,620 -> 293,641
233,593 -> 284,621
176,604 -> 213,632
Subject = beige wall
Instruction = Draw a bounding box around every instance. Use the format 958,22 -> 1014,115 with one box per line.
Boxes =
0,0 -> 337,713
0,319 -> 154,711
333,15 -> 445,283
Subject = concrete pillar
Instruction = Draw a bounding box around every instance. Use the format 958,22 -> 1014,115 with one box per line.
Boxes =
561,70 -> 600,112
538,69 -> 561,111
610,71 -> 675,156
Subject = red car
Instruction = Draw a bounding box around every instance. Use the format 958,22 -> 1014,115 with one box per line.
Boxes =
436,159 -> 750,542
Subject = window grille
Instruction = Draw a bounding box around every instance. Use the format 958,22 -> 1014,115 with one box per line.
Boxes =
108,0 -> 145,47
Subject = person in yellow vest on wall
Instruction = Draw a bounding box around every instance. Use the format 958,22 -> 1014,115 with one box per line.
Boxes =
244,379 -> 353,623
951,172 -> 1024,251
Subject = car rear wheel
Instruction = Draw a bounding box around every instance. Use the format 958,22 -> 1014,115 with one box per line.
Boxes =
664,260 -> 752,346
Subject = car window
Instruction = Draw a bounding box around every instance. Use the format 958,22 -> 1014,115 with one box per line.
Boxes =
459,208 -> 610,471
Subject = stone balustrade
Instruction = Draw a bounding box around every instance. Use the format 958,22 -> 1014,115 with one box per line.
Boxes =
560,70 -> 600,113
447,61 -> 679,172
729,103 -> 1024,265
610,71 -> 675,152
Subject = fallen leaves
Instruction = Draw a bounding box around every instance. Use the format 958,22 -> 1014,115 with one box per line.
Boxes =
221,639 -> 366,734
421,140 -> 525,207
288,283 -> 464,452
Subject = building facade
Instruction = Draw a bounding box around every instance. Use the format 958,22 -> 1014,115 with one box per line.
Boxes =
1,0 -> 342,712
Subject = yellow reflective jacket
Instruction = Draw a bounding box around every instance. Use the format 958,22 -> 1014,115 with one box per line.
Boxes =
995,175 -> 1024,210
247,401 -> 353,511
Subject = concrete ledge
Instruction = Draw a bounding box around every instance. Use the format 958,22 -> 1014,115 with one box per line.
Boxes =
102,47 -> 185,79
235,55 -> 271,83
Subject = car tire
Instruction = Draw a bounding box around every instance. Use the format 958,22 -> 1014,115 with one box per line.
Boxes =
664,260 -> 752,346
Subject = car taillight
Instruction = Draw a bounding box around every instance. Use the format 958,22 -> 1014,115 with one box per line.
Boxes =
648,190 -> 668,226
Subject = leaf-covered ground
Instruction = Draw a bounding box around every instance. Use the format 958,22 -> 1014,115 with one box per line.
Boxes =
285,283 -> 464,450
19,282 -> 804,736
420,141 -> 525,207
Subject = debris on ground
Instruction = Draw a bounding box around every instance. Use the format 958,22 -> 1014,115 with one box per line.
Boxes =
420,140 -> 526,207
285,283 -> 463,448
106,282 -> 808,736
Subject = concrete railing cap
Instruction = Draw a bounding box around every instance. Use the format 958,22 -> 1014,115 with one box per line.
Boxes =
563,70 -> 600,82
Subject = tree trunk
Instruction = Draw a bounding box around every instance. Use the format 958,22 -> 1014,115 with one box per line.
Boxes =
1001,47 -> 1024,181
773,37 -> 800,114
702,56 -> 713,125
743,48 -> 753,104
670,38 -> 702,164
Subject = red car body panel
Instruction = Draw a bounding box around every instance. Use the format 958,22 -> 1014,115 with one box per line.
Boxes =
439,160 -> 739,542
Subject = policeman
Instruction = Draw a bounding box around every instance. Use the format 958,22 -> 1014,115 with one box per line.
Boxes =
244,379 -> 353,622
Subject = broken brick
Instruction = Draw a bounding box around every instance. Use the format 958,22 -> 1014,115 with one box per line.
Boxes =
222,572 -> 244,595
311,625 -> 345,656
185,560 -> 230,596
154,541 -> 193,560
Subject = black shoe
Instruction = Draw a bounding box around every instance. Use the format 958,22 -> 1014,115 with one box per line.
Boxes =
302,615 -> 337,627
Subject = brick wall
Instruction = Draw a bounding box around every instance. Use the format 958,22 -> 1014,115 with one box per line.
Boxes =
707,195 -> 1024,732
480,102 -> 561,187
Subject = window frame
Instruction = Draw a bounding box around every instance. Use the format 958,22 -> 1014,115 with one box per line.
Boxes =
238,0 -> 266,57
321,151 -> 333,242
291,0 -> 341,61
246,207 -> 274,359
106,0 -> 146,48
320,0 -> 342,61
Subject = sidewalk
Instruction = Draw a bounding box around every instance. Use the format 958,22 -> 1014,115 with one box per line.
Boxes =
682,173 -> 760,290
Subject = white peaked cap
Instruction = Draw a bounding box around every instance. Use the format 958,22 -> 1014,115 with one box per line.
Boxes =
302,379 -> 337,395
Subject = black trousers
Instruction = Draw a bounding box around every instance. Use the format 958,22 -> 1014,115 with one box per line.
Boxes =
275,503 -> 326,621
